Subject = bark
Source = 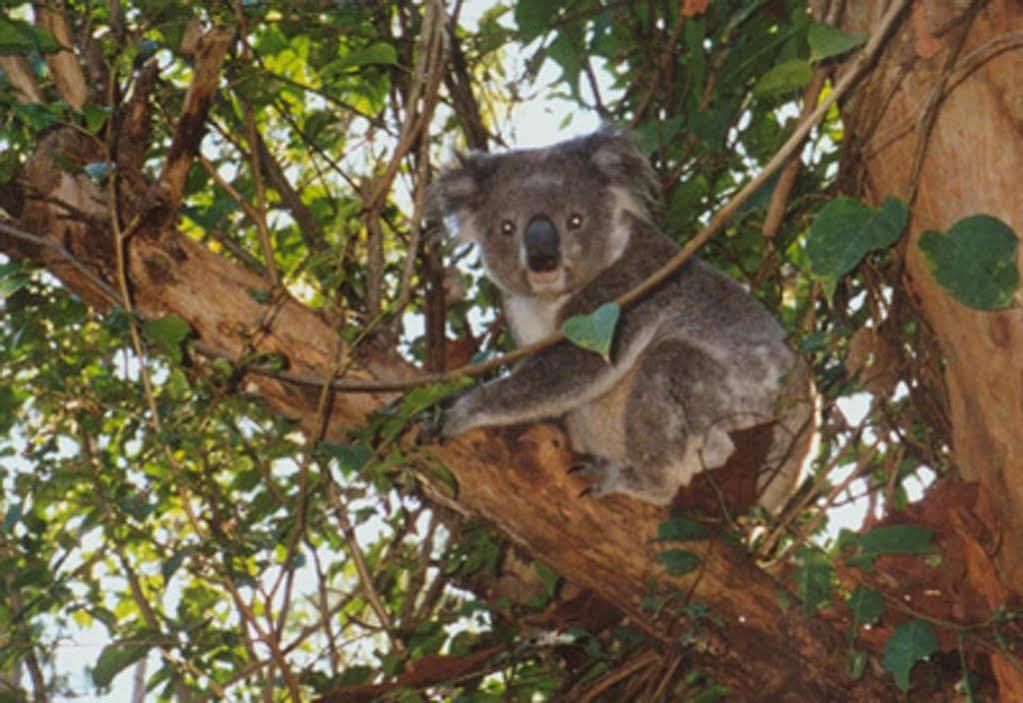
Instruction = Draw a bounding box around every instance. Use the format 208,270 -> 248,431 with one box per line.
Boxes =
837,1 -> 1023,699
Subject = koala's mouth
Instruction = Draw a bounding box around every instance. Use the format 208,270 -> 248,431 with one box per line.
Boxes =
527,267 -> 566,293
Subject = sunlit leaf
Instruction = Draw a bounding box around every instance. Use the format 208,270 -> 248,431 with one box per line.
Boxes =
561,302 -> 620,362
141,315 -> 192,363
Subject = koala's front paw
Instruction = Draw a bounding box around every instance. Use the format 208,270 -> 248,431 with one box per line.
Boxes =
438,392 -> 478,440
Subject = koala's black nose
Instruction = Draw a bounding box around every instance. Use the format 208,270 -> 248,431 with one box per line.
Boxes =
524,215 -> 560,272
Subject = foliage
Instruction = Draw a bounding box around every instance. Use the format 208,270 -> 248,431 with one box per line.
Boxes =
0,0 -> 1019,701
560,302 -> 620,362
919,214 -> 1020,310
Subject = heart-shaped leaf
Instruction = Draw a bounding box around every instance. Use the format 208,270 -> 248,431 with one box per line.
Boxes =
807,195 -> 908,283
882,619 -> 939,691
656,548 -> 701,575
561,302 -> 620,363
656,515 -> 708,542
848,586 -> 884,627
918,215 -> 1019,310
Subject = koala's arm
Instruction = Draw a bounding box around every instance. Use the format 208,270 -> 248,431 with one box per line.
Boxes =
441,338 -> 645,438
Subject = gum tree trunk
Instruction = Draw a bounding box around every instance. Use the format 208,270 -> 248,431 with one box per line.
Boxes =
837,1 -> 1023,698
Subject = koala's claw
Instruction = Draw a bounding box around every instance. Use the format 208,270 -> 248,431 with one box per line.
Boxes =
568,456 -> 620,498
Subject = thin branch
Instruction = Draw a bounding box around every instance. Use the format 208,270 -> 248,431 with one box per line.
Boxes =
762,70 -> 827,238
325,482 -> 407,654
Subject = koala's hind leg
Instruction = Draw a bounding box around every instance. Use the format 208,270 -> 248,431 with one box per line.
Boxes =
622,340 -> 739,502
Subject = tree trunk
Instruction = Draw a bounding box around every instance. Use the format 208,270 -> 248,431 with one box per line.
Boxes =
838,1 -> 1023,698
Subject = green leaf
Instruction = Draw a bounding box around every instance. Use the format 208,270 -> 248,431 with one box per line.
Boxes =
82,105 -> 112,133
793,547 -> 833,617
881,619 -> 939,691
656,515 -> 708,542
0,272 -> 29,299
514,0 -> 559,41
338,42 -> 398,69
806,196 -> 908,282
3,503 -> 21,532
318,441 -> 372,476
918,215 -> 1020,310
161,551 -> 187,582
656,549 -> 701,576
247,287 -> 271,304
532,561 -> 560,598
753,59 -> 812,98
561,302 -> 620,362
809,23 -> 865,62
0,17 -> 62,54
858,525 -> 934,559
141,315 -> 192,363
93,641 -> 151,688
848,587 -> 884,627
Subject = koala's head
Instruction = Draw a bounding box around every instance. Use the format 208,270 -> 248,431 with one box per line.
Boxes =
428,130 -> 657,299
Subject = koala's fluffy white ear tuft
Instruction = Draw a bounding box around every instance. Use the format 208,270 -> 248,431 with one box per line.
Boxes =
426,151 -> 495,243
586,130 -> 660,219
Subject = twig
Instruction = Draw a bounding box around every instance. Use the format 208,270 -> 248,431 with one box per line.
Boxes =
574,649 -> 661,703
325,481 -> 408,654
0,220 -> 122,304
762,70 -> 827,238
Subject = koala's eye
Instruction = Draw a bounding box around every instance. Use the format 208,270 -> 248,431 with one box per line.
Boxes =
500,220 -> 516,236
567,213 -> 583,229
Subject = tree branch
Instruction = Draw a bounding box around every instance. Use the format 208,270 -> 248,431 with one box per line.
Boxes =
155,27 -> 233,218
33,1 -> 87,109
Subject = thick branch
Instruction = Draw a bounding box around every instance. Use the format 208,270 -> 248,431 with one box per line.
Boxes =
156,27 -> 233,216
33,1 -> 87,109
0,56 -> 44,103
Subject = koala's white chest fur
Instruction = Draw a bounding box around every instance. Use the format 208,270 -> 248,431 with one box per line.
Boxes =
504,294 -> 568,345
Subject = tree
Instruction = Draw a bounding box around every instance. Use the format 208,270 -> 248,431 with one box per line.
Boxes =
1,1 -> 1020,701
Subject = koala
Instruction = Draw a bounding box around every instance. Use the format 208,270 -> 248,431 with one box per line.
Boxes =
429,130 -> 815,513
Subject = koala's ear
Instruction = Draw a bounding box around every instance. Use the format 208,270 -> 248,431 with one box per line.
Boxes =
586,130 -> 649,181
426,151 -> 495,243
586,129 -> 659,214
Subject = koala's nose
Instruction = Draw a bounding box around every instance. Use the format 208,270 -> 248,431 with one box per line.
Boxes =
524,215 -> 560,272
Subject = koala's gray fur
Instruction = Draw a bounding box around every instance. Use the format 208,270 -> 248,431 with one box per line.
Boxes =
429,130 -> 815,512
